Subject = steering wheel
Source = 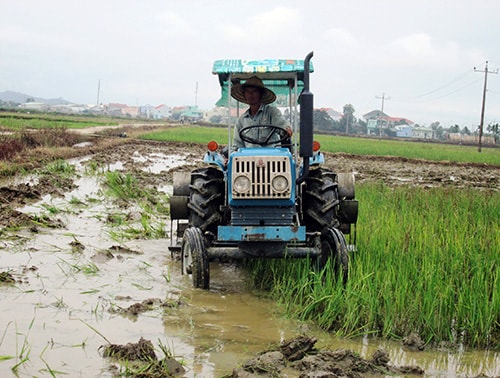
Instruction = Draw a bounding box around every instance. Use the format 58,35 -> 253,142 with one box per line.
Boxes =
239,124 -> 290,147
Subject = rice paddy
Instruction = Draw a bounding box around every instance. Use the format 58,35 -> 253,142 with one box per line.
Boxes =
248,183 -> 500,348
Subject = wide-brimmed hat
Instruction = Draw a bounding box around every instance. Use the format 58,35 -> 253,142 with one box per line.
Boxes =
231,76 -> 276,104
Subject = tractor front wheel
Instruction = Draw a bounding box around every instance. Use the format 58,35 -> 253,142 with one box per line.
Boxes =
181,227 -> 210,289
303,168 -> 340,232
187,167 -> 224,234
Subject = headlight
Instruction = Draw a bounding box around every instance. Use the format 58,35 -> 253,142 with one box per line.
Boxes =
233,175 -> 251,193
271,175 -> 289,193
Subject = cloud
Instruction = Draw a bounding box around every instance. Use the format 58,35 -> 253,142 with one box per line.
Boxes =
222,7 -> 301,46
380,33 -> 485,71
322,28 -> 358,50
154,11 -> 195,38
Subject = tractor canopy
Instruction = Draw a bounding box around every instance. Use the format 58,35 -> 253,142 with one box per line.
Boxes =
212,59 -> 314,107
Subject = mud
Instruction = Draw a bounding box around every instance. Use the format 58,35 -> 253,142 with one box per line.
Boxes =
101,337 -> 185,376
229,335 -> 425,377
0,136 -> 499,377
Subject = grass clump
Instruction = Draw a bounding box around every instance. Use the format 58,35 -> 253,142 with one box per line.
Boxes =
103,171 -> 146,200
102,172 -> 169,240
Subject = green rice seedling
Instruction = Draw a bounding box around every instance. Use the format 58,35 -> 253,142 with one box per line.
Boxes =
78,318 -> 111,344
39,159 -> 76,175
59,258 -> 100,276
84,160 -> 104,175
77,262 -> 100,276
103,171 -> 146,200
40,203 -> 62,215
39,344 -> 65,377
140,125 -> 227,145
157,339 -> 175,359
81,289 -> 100,295
131,283 -> 153,291
68,196 -> 86,206
109,211 -> 167,241
0,321 -> 13,349
162,269 -> 171,283
53,296 -> 68,309
250,182 -> 500,348
11,317 -> 35,373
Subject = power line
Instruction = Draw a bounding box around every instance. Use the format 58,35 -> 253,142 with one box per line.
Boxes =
411,69 -> 473,99
415,77 -> 482,102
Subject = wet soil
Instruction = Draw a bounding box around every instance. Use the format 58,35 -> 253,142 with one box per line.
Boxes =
229,335 -> 425,377
0,134 -> 499,377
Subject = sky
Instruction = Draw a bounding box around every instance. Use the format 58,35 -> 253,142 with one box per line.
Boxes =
1,0 -> 500,127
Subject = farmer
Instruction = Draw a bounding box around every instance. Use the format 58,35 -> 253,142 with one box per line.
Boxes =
231,76 -> 292,150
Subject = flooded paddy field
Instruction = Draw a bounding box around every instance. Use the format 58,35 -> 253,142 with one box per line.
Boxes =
0,140 -> 499,377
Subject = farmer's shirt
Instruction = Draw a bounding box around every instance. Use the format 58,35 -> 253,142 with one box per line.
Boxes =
232,104 -> 289,150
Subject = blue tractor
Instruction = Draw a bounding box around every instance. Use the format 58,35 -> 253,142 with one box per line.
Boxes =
169,52 -> 358,289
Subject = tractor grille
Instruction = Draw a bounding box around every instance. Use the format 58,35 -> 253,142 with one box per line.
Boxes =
232,156 -> 292,199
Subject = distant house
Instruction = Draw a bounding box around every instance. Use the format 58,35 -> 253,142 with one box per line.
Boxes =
106,103 -> 128,116
363,110 -> 388,120
384,116 -> 413,126
363,110 -> 389,136
139,104 -> 156,118
171,106 -> 203,122
412,126 -> 434,139
152,104 -> 172,119
395,125 -> 412,138
318,107 -> 343,121
122,106 -> 140,118
363,110 -> 414,136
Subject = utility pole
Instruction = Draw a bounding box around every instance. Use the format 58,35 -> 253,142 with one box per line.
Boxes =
376,92 -> 390,113
375,93 -> 390,137
96,79 -> 101,107
474,61 -> 498,152
195,81 -> 198,107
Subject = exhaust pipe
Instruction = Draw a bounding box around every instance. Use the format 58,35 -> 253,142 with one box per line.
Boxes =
297,51 -> 314,185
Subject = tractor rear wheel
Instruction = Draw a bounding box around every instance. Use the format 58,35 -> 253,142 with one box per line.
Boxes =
315,227 -> 349,282
303,168 -> 340,232
181,227 -> 209,289
187,167 -> 224,234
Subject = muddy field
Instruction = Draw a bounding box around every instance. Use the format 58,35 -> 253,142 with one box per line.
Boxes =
0,138 -> 499,377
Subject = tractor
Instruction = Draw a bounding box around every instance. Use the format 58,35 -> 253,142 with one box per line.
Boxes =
169,52 -> 358,289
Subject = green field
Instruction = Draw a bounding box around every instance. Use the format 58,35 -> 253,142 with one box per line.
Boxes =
140,125 -> 500,166
248,183 -> 499,348
0,111 -> 119,130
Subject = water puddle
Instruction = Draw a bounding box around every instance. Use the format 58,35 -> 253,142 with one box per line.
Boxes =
0,147 -> 498,377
